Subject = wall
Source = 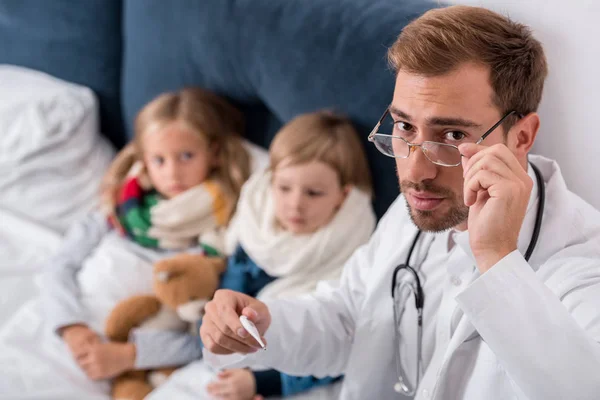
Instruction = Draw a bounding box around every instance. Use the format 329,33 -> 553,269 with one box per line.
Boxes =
447,0 -> 600,208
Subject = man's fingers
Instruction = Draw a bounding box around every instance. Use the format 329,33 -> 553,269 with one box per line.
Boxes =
461,143 -> 527,181
241,306 -> 270,336
216,302 -> 246,338
211,302 -> 245,340
463,156 -> 513,190
202,290 -> 271,353
458,142 -> 482,158
460,144 -> 501,172
242,307 -> 259,320
212,301 -> 263,348
202,321 -> 258,354
200,327 -> 231,355
464,170 -> 504,206
206,330 -> 259,354
460,143 -> 532,207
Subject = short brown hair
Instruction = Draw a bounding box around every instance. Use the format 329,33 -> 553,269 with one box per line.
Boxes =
269,111 -> 373,196
388,5 -> 548,118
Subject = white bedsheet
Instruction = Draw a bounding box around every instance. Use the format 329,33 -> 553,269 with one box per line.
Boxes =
0,231 -> 161,400
147,360 -> 342,400
0,209 -> 106,398
0,208 -> 62,328
0,300 -> 110,400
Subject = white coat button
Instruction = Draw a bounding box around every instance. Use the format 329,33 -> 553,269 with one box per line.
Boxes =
422,388 -> 430,399
450,275 -> 462,286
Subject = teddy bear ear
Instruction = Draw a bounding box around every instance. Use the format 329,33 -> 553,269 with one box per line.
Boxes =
155,271 -> 171,282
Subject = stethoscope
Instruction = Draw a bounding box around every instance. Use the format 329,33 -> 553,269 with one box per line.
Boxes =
391,162 -> 546,396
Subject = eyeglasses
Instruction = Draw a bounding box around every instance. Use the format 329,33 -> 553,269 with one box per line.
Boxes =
368,109 -> 518,167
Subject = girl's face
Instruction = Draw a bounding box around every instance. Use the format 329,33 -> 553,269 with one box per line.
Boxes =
142,121 -> 214,199
272,161 -> 349,234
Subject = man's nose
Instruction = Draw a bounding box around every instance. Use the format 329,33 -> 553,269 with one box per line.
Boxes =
401,145 -> 438,183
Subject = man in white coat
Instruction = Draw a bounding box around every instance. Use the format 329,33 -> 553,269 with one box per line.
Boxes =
199,5 -> 600,400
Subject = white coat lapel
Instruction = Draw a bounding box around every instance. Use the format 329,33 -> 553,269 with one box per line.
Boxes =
443,238 -> 481,358
445,273 -> 481,357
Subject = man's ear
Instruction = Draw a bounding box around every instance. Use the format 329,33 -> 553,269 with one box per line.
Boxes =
509,112 -> 540,156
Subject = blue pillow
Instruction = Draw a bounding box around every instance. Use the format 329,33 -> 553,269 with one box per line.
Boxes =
122,0 -> 435,217
0,0 -> 124,147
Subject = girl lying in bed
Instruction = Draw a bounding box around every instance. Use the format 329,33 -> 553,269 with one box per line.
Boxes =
149,111 -> 376,400
13,88 -> 250,393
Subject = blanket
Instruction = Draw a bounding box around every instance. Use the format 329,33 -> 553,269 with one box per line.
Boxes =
0,233 -> 160,399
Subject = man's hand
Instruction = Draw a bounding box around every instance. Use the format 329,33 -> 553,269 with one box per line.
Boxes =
200,289 -> 271,355
61,324 -> 101,362
79,341 -> 136,380
206,369 -> 263,400
459,143 -> 533,272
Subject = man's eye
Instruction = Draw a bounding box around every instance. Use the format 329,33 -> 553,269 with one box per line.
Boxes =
444,131 -> 467,142
393,122 -> 414,139
394,122 -> 413,132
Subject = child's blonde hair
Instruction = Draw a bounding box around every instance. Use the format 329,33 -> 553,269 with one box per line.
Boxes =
101,88 -> 251,218
269,111 -> 372,196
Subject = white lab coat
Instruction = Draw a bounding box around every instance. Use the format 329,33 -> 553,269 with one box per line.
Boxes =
205,155 -> 600,400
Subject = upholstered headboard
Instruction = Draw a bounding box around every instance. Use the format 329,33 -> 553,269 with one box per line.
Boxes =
0,0 -> 435,217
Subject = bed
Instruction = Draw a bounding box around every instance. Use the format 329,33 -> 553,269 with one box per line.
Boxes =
0,0 -> 434,398
0,65 -> 115,329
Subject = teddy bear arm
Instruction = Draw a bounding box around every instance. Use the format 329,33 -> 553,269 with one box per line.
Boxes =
105,295 -> 162,342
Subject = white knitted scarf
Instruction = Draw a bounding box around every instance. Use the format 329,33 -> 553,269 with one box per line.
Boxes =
225,171 -> 376,300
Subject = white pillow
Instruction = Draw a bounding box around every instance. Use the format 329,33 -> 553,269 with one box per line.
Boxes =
0,65 -> 115,234
243,140 -> 269,173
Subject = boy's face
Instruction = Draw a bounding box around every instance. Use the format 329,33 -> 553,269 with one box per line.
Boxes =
272,161 -> 348,234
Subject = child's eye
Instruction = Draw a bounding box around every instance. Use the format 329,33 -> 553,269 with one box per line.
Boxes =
152,156 -> 164,166
278,185 -> 290,193
180,152 -> 194,161
307,190 -> 324,197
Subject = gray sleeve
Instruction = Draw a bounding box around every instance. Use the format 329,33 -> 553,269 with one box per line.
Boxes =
131,329 -> 203,369
40,212 -> 110,334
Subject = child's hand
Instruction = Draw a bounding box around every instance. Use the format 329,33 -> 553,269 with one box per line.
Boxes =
206,369 -> 262,400
79,341 -> 136,380
61,324 -> 101,361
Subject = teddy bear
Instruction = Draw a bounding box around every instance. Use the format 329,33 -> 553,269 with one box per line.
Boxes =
104,253 -> 226,400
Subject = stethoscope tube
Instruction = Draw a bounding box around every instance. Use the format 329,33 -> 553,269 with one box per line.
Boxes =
391,162 -> 545,396
524,163 -> 545,262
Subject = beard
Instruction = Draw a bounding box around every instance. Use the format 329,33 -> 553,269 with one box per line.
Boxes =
400,179 -> 468,232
